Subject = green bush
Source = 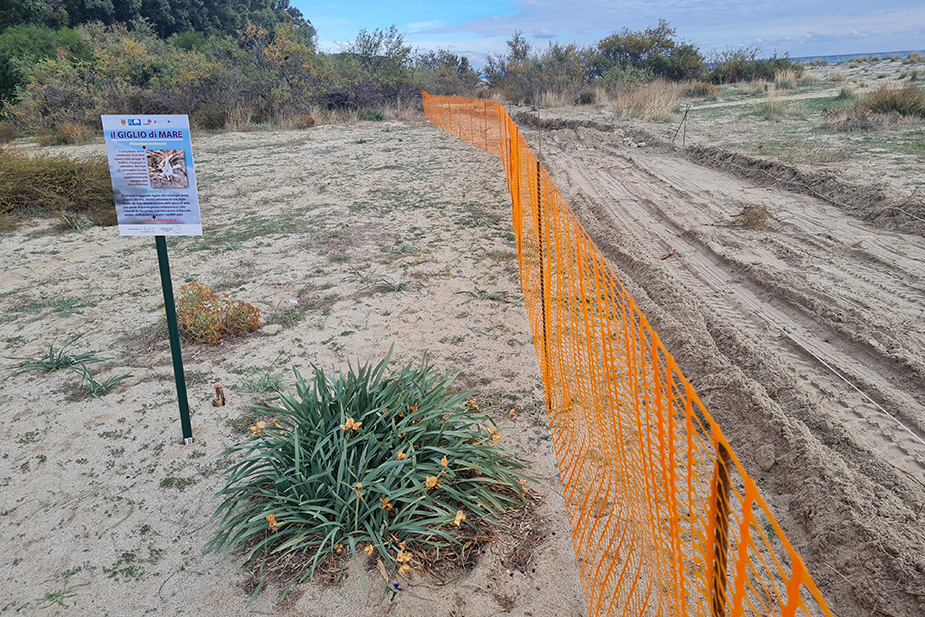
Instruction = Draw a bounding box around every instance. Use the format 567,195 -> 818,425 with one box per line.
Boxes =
356,109 -> 385,121
577,90 -> 595,105
191,103 -> 227,130
0,25 -> 89,102
205,352 -> 528,595
706,47 -> 802,84
590,20 -> 703,82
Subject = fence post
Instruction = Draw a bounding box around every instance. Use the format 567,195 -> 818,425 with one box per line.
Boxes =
536,159 -> 553,414
710,441 -> 733,617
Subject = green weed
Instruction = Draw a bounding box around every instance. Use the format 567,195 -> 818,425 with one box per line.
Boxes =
238,358 -> 285,394
33,581 -> 88,610
2,335 -> 106,382
77,367 -> 133,399
360,275 -> 421,293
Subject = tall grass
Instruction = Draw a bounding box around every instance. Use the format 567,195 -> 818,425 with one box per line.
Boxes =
612,80 -> 684,121
758,90 -> 786,119
774,69 -> 797,89
0,148 -> 115,226
860,83 -> 925,117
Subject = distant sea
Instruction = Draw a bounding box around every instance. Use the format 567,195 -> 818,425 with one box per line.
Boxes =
794,50 -> 924,64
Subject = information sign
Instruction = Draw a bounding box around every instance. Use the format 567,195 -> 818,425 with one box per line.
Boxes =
101,115 -> 202,236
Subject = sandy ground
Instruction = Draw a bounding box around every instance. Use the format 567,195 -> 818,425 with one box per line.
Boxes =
1,59 -> 924,617
0,124 -> 586,616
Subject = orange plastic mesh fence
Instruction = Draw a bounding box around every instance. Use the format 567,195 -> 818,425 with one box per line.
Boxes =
422,92 -> 834,617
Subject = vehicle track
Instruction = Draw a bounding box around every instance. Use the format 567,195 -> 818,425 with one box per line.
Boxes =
518,118 -> 925,616
538,125 -> 925,478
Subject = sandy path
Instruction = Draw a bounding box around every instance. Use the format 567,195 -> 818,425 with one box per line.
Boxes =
524,114 -> 925,617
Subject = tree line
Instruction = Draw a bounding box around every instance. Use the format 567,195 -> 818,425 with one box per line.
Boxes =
0,11 -> 800,141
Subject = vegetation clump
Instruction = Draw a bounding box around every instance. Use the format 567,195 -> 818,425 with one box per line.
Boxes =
0,148 -> 114,226
706,46 -> 802,84
205,353 -> 529,596
175,282 -> 260,344
860,83 -> 925,117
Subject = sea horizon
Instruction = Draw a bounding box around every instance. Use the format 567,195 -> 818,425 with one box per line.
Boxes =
793,49 -> 924,64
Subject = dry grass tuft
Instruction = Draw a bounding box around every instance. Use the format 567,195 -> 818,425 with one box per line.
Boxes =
732,205 -> 775,230
224,102 -> 254,131
0,122 -> 16,143
383,99 -> 425,122
685,82 -> 720,98
35,122 -> 94,146
538,90 -> 573,108
774,69 -> 797,89
612,80 -> 684,122
757,90 -> 785,119
860,83 -> 925,117
0,148 -> 115,226
820,108 -> 904,132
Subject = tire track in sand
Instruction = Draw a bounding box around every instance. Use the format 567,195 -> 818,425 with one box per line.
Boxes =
535,125 -> 925,485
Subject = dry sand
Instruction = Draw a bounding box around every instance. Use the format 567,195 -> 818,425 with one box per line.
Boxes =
2,60 -> 924,617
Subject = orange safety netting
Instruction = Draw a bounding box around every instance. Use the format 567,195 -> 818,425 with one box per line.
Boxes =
422,92 -> 834,617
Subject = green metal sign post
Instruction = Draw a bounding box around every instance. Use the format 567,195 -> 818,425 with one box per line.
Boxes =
102,113 -> 202,445
155,235 -> 194,444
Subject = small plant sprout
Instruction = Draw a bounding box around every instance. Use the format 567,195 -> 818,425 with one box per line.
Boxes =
2,335 -> 107,382
79,367 -> 133,400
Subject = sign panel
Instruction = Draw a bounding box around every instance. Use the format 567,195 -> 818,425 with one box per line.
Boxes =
101,115 -> 202,236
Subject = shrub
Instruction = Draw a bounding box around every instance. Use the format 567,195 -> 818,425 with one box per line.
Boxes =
0,148 -> 114,224
706,47 -> 802,84
205,353 -> 529,596
175,282 -> 260,344
860,83 -> 925,117
577,90 -> 595,105
192,103 -> 227,131
356,109 -> 385,121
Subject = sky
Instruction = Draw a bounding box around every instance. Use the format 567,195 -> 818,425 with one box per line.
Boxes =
296,0 -> 925,66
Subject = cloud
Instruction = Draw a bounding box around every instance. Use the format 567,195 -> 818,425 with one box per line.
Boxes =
407,21 -> 445,31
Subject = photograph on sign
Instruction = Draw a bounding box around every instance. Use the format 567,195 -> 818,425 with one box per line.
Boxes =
101,115 -> 202,236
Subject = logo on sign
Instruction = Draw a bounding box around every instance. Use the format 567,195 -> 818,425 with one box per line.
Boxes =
128,118 -> 141,126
